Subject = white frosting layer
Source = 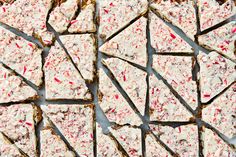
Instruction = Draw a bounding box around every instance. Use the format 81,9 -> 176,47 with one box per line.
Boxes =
202,128 -> 236,157
40,128 -> 75,157
198,0 -> 236,31
151,0 -> 197,40
0,0 -> 54,45
103,58 -> 147,115
41,104 -> 94,157
60,34 -> 96,81
145,133 -> 173,157
99,69 -> 142,126
0,132 -> 23,157
198,51 -> 236,103
68,3 -> 96,33
0,64 -> 38,103
49,0 -> 79,33
99,0 -> 148,40
202,83 -> 236,138
100,17 -> 147,67
0,104 -> 38,157
152,55 -> 198,110
44,41 -> 91,100
149,11 -> 193,53
198,21 -> 236,61
150,124 -> 199,157
109,125 -> 142,157
0,26 -> 43,86
96,123 -> 123,157
149,74 -> 192,122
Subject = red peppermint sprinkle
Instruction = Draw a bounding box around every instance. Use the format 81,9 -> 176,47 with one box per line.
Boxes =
218,56 -> 225,62
45,61 -> 50,67
216,138 -> 221,144
178,127 -> 181,133
170,33 -> 176,39
187,76 -> 192,82
69,81 -> 74,85
129,148 -> 137,155
7,92 -> 11,97
179,16 -> 182,23
121,71 -> 126,81
109,2 -> 115,6
224,40 -> 230,44
19,120 -> 23,123
232,27 -> 236,33
54,77 -> 61,83
111,108 -> 116,112
41,24 -> 46,29
15,43 -> 21,48
203,94 -> 211,98
3,73 -> 6,79
90,133 -> 93,139
2,7 -> 6,12
23,66 -> 27,75
28,43 -> 34,48
151,88 -> 155,95
172,80 -> 178,85
70,20 -> 78,25
25,122 -> 32,126
104,9 -> 109,14
136,28 -> 142,32
214,109 -> 222,116
213,61 -> 219,64
213,117 -> 217,122
123,75 -> 126,81
223,79 -> 227,85
120,135 -> 126,140
114,94 -> 119,99
219,45 -> 227,51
